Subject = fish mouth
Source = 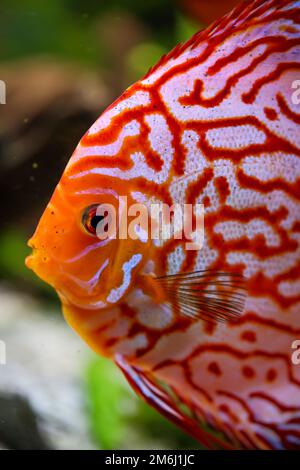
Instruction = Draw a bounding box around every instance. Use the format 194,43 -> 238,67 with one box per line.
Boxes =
25,238 -> 39,271
25,256 -> 55,289
25,248 -> 38,271
26,243 -> 108,310
25,242 -> 37,272
25,253 -> 33,270
25,240 -> 57,289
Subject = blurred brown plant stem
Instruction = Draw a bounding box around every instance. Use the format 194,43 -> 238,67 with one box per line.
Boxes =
179,0 -> 239,25
95,12 -> 148,93
0,58 -> 111,234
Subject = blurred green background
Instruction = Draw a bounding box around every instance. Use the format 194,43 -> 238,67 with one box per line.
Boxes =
0,0 -> 233,450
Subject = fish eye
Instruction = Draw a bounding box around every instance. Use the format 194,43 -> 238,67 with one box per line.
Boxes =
82,204 -> 105,236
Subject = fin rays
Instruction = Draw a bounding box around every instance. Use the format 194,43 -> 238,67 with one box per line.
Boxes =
156,270 -> 247,323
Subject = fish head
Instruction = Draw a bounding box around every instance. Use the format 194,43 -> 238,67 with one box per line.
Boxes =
25,168 -> 151,314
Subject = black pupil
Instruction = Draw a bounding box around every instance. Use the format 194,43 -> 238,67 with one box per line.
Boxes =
90,213 -> 104,231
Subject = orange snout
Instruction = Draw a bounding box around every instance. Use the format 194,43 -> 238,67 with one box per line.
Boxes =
25,236 -> 58,288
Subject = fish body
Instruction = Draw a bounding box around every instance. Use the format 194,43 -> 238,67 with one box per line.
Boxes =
26,0 -> 300,449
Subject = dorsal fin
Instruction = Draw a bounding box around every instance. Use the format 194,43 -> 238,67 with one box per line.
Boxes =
143,0 -> 298,80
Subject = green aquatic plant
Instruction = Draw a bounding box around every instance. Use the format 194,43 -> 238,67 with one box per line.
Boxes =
84,356 -> 199,450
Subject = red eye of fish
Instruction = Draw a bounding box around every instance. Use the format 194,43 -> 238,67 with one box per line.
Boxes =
82,205 -> 105,236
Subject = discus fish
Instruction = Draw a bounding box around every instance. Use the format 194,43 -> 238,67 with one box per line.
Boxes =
26,0 -> 300,449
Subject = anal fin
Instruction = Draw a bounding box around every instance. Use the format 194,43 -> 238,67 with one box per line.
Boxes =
115,354 -> 235,449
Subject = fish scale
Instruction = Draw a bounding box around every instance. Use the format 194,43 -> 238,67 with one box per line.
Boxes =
26,0 -> 300,449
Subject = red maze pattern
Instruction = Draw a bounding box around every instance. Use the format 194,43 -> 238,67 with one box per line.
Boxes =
68,0 -> 300,449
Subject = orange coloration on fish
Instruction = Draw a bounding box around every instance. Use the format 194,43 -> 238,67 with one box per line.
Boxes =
26,0 -> 300,449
